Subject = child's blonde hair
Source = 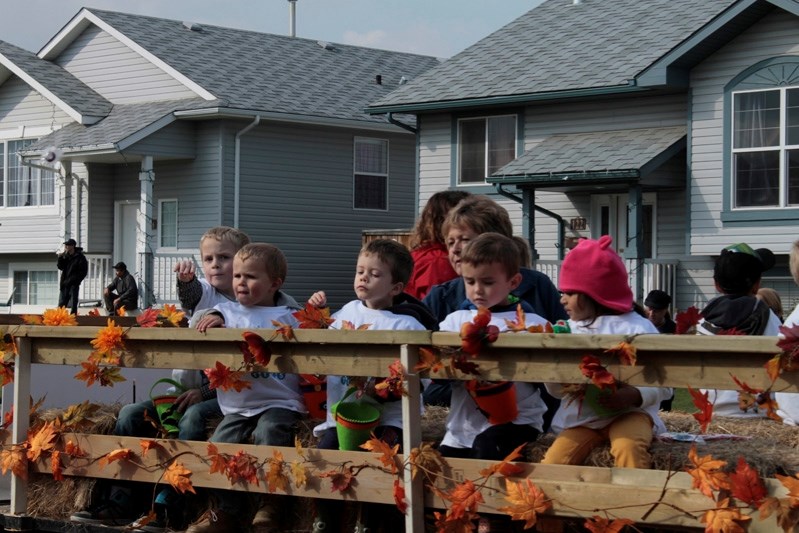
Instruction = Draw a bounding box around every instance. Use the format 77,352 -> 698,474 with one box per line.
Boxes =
200,226 -> 250,251
791,240 -> 799,285
410,190 -> 472,249
756,287 -> 783,320
361,239 -> 413,285
442,195 -> 514,239
236,243 -> 287,282
461,233 -> 521,279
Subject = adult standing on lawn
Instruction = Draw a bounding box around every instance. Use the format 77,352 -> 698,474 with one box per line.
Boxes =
57,238 -> 88,315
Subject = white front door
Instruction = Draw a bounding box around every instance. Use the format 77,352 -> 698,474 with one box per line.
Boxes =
591,193 -> 655,258
114,201 -> 139,273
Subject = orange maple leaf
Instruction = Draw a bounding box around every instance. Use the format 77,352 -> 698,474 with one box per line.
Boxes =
26,421 -> 59,462
98,448 -> 132,469
374,360 -> 406,400
361,434 -> 400,474
136,308 -> 160,328
579,355 -> 616,390
266,449 -> 289,493
686,445 -> 730,498
239,331 -> 272,367
758,496 -> 799,532
339,320 -> 371,330
204,361 -> 251,392
700,498 -> 751,533
605,342 -> 636,366
227,450 -> 260,486
584,516 -> 635,533
164,460 -> 196,494
293,303 -> 335,329
688,387 -> 713,434
64,439 -> 86,457
87,308 -> 100,317
51,450 -> 64,481
207,443 -> 228,476
42,307 -> 77,326
729,456 -> 767,507
775,473 -> 799,506
271,320 -> 296,340
0,333 -> 17,356
318,468 -> 355,493
20,314 -> 43,325
140,439 -> 161,457
447,479 -> 484,520
414,346 -> 445,375
1,446 -> 28,480
503,304 -> 528,332
498,478 -> 551,529
158,304 -> 184,326
433,510 -> 475,533
0,361 -> 14,386
479,443 -> 525,478
393,479 -> 408,514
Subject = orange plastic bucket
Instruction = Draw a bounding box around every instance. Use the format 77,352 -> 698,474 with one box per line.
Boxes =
466,380 -> 518,425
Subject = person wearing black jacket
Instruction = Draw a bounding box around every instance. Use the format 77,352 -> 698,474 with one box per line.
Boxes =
104,262 -> 139,315
57,238 -> 89,315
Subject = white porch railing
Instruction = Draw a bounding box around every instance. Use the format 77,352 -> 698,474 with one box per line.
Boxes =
83,252 -> 201,307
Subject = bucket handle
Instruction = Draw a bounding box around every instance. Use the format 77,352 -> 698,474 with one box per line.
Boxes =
149,378 -> 188,401
331,386 -> 359,418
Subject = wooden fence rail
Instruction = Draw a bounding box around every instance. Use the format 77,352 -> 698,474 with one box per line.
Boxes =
3,326 -> 797,532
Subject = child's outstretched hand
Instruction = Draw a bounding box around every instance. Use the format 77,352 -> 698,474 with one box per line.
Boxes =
174,259 -> 196,283
597,383 -> 643,411
308,291 -> 327,308
195,313 -> 224,333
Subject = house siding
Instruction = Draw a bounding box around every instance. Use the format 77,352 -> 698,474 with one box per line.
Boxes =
54,24 -> 198,103
126,120 -> 196,159
235,122 -> 417,308
0,77 -> 72,126
690,8 -> 799,254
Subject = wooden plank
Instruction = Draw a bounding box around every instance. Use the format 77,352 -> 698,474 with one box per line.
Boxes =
401,345 -> 424,533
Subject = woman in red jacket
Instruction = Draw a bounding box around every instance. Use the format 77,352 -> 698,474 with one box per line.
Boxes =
405,190 -> 471,300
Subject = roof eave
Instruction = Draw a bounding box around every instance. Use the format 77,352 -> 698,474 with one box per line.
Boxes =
366,84 -> 647,115
488,169 -> 640,188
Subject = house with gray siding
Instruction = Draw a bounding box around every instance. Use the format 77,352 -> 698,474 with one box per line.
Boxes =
0,7 -> 440,314
368,0 -> 799,314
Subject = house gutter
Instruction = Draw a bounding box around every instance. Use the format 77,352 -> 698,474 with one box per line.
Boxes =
386,112 -> 417,134
234,115 -> 260,227
495,184 -> 566,260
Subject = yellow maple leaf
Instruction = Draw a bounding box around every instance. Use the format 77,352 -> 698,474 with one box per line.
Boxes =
498,479 -> 551,529
408,442 -> 446,484
42,307 -> 78,326
59,401 -> 100,430
1,446 -> 27,480
98,448 -> 133,469
26,421 -> 59,462
290,460 -> 308,489
164,460 -> 196,494
140,439 -> 161,457
775,473 -> 799,506
159,304 -> 185,327
361,434 -> 400,474
700,498 -> 751,533
686,445 -> 730,498
266,449 -> 289,493
294,436 -> 305,459
21,314 -> 43,325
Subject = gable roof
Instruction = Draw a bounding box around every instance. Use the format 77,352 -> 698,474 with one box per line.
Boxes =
368,0 -> 741,113
0,40 -> 111,124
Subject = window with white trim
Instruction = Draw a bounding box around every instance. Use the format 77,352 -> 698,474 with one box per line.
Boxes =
13,269 -> 58,305
1,139 -> 56,207
158,199 -> 178,248
353,138 -> 388,210
457,115 -> 517,184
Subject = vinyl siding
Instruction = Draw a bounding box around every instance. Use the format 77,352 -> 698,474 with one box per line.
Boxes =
0,77 -> 72,126
54,24 -> 199,103
235,122 -> 417,308
86,163 -> 114,254
690,8 -> 799,254
125,120 -> 196,159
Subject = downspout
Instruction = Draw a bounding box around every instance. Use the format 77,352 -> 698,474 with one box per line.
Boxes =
495,184 -> 566,260
387,112 -> 417,134
234,115 -> 261,228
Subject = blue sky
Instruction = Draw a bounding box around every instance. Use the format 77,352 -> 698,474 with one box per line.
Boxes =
1,1 -> 543,58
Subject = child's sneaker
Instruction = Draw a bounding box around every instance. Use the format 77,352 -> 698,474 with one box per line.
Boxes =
130,504 -> 169,533
69,485 -> 135,526
186,509 -> 241,533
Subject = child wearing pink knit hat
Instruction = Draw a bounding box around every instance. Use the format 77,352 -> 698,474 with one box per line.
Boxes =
542,235 -> 672,468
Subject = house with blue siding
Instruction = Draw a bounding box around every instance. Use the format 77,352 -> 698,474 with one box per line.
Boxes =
0,8 -> 439,313
369,0 -> 799,314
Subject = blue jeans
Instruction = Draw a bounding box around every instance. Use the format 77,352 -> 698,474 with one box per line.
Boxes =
209,408 -> 303,514
115,398 -> 221,441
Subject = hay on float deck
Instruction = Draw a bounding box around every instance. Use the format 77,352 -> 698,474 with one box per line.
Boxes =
26,405 -> 799,520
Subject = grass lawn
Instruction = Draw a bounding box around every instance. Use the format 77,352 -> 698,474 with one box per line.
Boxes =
670,388 -> 697,413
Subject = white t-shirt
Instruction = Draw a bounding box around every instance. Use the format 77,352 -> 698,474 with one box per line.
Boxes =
312,300 -> 426,436
775,304 -> 799,425
547,312 -> 671,434
439,308 -> 549,449
212,301 -> 306,417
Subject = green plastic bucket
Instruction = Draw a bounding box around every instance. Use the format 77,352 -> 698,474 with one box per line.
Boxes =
149,378 -> 187,437
333,387 -> 380,451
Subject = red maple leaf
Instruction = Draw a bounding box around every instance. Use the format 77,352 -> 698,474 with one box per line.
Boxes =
451,353 -> 481,376
605,342 -> 636,366
238,331 -> 272,367
292,303 -> 335,329
730,456 -> 767,507
318,469 -> 354,493
460,307 -> 499,356
136,308 -> 160,328
393,479 -> 407,514
414,346 -> 444,375
688,386 -> 713,433
675,306 -> 701,334
447,479 -> 484,520
579,355 -> 616,390
204,361 -> 251,392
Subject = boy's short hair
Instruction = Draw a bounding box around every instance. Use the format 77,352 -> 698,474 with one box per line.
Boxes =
361,239 -> 413,285
442,195 -> 513,238
236,243 -> 287,281
790,240 -> 799,285
461,233 -> 521,279
200,226 -> 250,251
714,243 -> 775,295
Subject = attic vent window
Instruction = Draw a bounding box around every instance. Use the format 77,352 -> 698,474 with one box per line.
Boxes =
375,75 -> 382,85
317,41 -> 334,50
183,21 -> 203,32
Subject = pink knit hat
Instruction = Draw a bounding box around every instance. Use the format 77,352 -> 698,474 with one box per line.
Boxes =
559,235 -> 633,313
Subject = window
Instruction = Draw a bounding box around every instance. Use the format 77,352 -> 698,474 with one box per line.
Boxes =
13,269 -> 58,305
158,199 -> 178,248
1,139 -> 56,207
457,115 -> 516,184
354,138 -> 388,210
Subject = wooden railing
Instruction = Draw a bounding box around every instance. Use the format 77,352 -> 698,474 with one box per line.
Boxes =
3,327 -> 797,532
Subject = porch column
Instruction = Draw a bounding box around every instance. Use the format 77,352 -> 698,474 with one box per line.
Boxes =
138,156 -> 155,309
522,188 -> 539,261
625,184 -> 644,302
60,161 -> 73,242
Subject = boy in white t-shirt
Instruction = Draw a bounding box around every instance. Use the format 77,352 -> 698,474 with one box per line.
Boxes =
307,239 -> 437,533
187,243 -> 304,533
438,233 -> 548,461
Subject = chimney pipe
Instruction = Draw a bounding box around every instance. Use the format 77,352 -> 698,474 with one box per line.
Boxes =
288,0 -> 297,37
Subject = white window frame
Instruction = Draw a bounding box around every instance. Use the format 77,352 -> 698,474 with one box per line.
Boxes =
0,137 -> 58,210
9,262 -> 59,306
730,86 -> 799,210
456,114 -> 517,185
353,137 -> 389,211
157,198 -> 178,250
